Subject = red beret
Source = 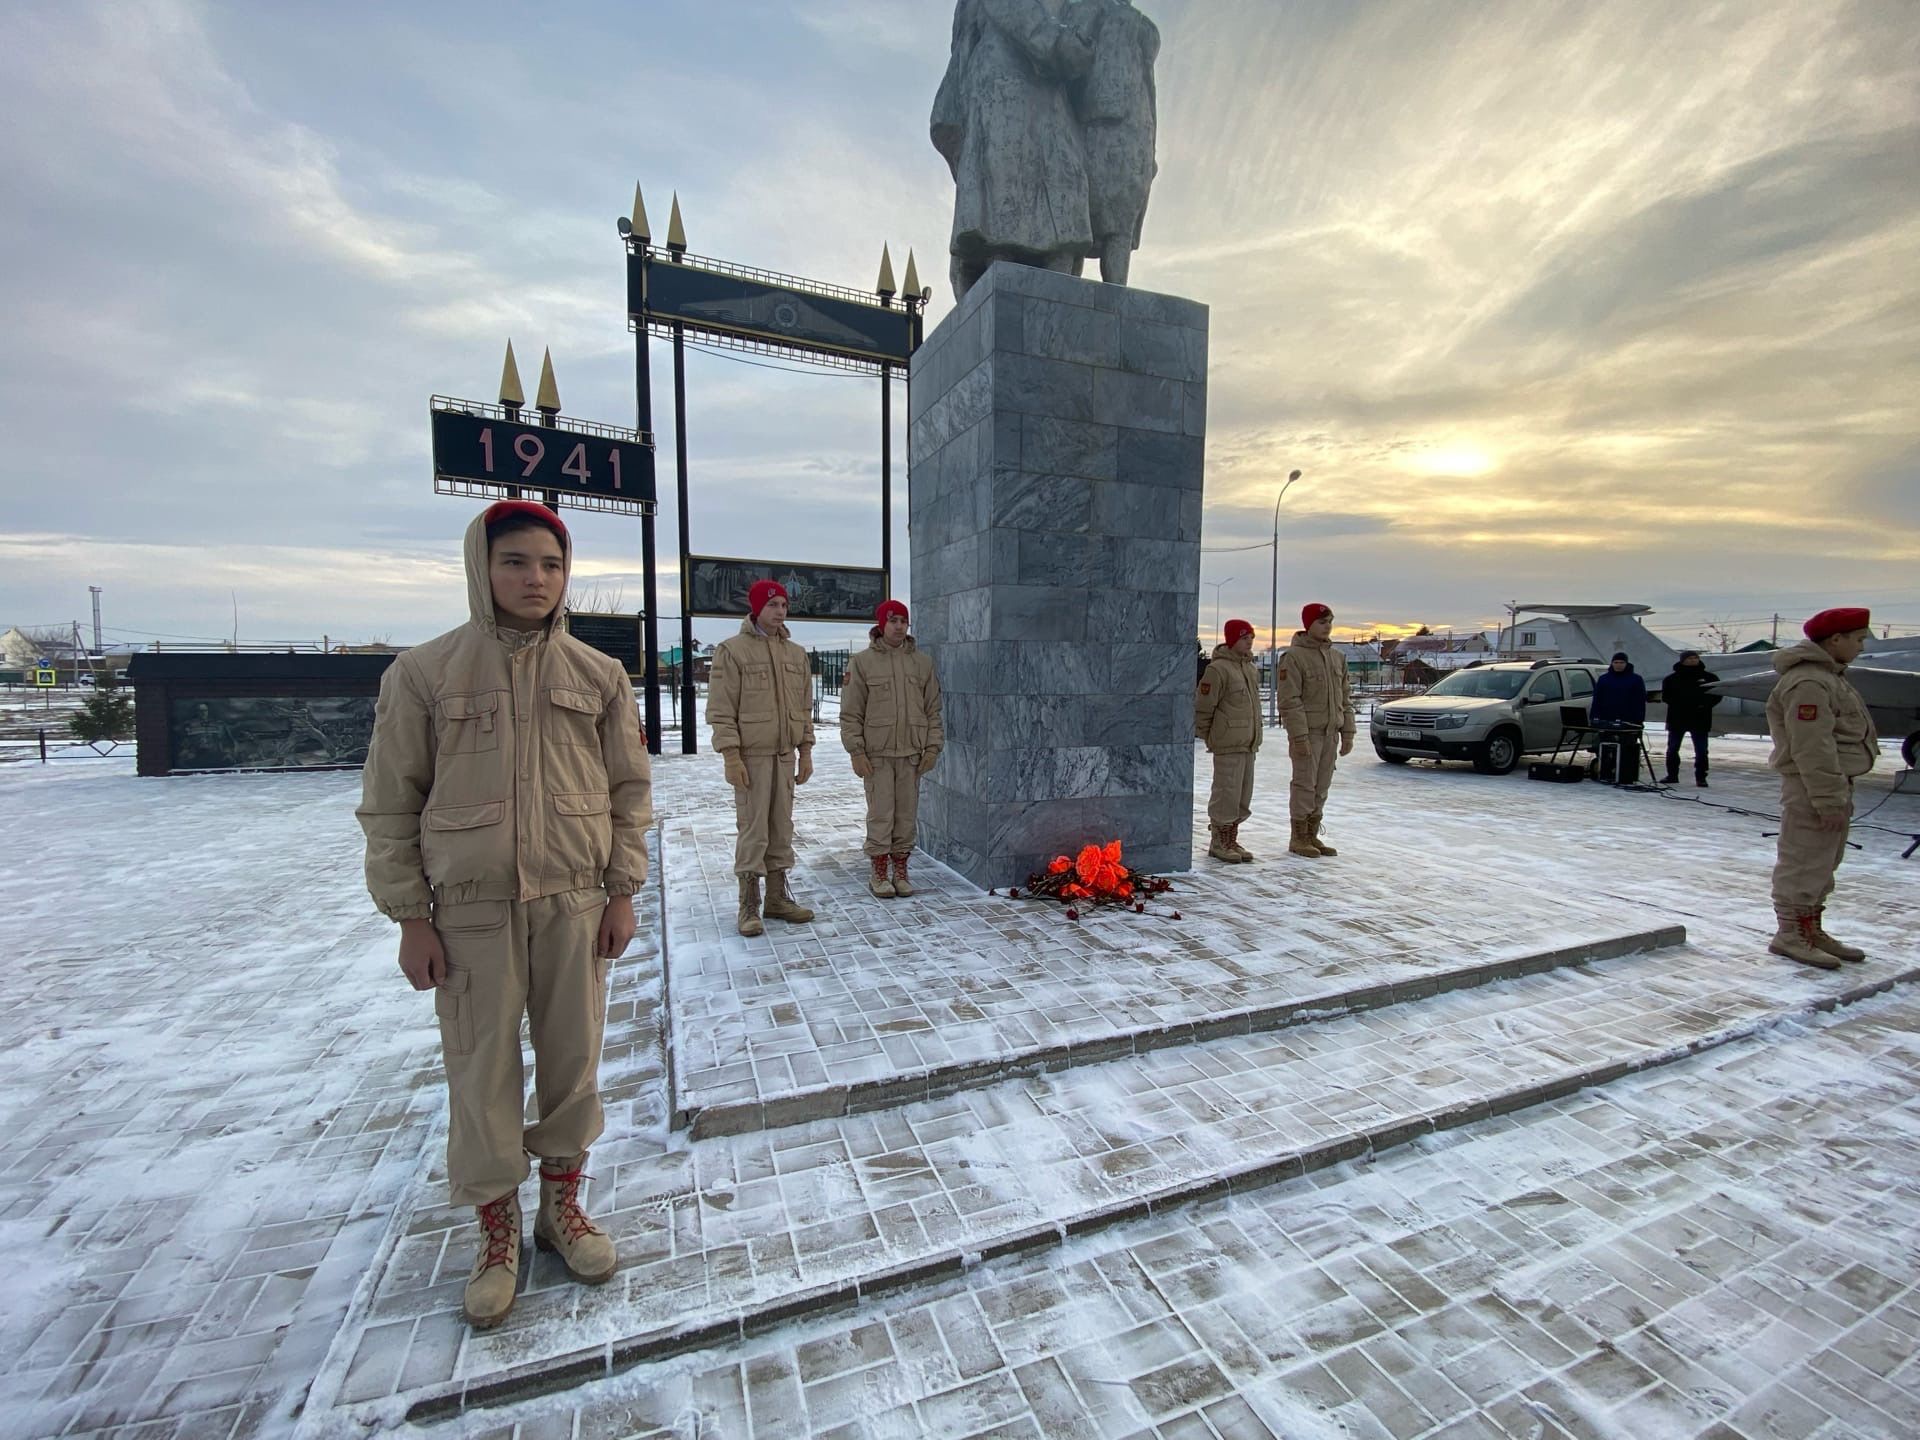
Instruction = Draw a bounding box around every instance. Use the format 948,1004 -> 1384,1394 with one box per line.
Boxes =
1804,606 -> 1870,641
875,599 -> 909,627
1224,618 -> 1255,646
1302,602 -> 1332,629
748,579 -> 787,618
482,499 -> 567,542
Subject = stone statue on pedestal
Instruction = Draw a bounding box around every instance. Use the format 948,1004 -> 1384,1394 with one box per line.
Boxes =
931,0 -> 1159,299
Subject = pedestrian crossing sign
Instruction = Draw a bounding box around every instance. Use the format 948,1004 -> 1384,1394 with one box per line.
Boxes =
33,668 -> 57,687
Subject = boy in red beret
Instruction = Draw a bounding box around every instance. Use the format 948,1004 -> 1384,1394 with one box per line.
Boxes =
1276,602 -> 1356,857
707,579 -> 817,934
357,501 -> 652,1328
1195,618 -> 1262,861
840,599 -> 944,896
1765,606 -> 1878,968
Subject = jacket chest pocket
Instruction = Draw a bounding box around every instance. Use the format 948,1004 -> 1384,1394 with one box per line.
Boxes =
546,686 -> 600,747
783,658 -> 812,714
741,663 -> 775,719
435,691 -> 501,755
549,790 -> 613,874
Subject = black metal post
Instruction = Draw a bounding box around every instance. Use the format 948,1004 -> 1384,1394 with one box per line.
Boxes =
502,399 -> 522,500
635,317 -> 662,756
672,322 -> 696,755
881,366 -> 893,595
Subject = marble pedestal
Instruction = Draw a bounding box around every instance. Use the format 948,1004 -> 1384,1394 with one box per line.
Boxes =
908,262 -> 1206,889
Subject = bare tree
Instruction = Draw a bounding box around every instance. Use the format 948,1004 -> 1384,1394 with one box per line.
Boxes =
1698,618 -> 1744,654
567,581 -> 629,615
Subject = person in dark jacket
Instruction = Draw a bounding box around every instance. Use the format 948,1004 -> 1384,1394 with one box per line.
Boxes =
1589,652 -> 1648,783
1659,650 -> 1721,787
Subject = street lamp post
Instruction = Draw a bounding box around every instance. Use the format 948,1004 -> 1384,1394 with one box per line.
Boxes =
1269,468 -> 1302,724
1207,577 -> 1236,641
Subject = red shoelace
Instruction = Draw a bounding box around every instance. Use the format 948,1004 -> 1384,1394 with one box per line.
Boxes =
476,1194 -> 518,1271
541,1166 -> 600,1243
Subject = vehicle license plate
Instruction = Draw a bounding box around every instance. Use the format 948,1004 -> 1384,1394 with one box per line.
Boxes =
1387,728 -> 1420,740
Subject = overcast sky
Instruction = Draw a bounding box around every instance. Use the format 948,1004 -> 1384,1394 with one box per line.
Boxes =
3,0 -> 1916,655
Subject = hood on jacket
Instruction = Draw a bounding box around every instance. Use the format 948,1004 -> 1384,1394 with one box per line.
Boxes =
738,614 -> 792,643
463,508 -> 572,636
1772,637 -> 1843,676
1288,629 -> 1329,650
867,629 -> 918,649
1211,643 -> 1255,662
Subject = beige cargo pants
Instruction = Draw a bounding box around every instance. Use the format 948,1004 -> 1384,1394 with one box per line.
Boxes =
433,888 -> 610,1208
734,753 -> 797,877
1771,773 -> 1854,913
1289,730 -> 1340,823
1207,751 -> 1256,826
863,756 -> 921,856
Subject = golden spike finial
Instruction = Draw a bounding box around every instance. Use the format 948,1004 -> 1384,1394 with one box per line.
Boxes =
666,192 -> 687,251
498,340 -> 525,407
535,348 -> 560,412
876,243 -> 897,297
902,249 -> 920,300
630,183 -> 651,242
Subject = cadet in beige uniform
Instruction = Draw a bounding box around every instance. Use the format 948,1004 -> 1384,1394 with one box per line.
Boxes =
707,579 -> 816,937
841,599 -> 944,897
1276,602 -> 1355,857
358,501 -> 652,1329
1766,606 -> 1879,969
1195,618 -> 1262,862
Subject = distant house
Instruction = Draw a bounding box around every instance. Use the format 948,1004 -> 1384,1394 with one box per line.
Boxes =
1,627 -> 47,669
1488,622 -> 1564,660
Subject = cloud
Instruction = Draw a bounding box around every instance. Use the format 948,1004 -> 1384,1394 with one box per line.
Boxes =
1,0 -> 1916,650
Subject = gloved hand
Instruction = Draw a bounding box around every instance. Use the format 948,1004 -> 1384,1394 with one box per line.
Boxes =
917,749 -> 940,777
1288,736 -> 1312,762
723,751 -> 749,789
795,749 -> 814,785
1339,733 -> 1354,757
850,753 -> 873,779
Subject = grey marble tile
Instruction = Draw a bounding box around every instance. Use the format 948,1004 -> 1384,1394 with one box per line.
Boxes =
1116,428 -> 1204,490
994,352 -> 1096,424
988,586 -> 1090,643
1021,415 -> 1117,481
1092,368 -> 1185,434
1120,317 -> 1207,383
1022,299 -> 1123,369
992,469 -> 1093,535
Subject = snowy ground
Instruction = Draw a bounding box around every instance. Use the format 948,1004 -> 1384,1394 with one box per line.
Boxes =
0,721 -> 1915,1439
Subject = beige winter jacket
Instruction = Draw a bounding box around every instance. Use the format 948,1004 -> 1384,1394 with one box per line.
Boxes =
841,633 -> 945,761
355,511 -> 653,920
1276,631 -> 1356,741
1766,639 -> 1879,813
1195,645 -> 1263,754
707,617 -> 815,757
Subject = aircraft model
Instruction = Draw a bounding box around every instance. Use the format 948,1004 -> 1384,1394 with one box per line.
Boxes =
1509,604 -> 1920,769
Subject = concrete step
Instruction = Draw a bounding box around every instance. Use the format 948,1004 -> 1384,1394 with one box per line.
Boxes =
333,941 -> 1917,1426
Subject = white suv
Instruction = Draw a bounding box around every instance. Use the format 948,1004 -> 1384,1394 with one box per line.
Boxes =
1371,661 -> 1608,774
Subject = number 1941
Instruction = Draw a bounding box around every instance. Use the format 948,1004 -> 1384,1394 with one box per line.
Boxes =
476,427 -> 623,490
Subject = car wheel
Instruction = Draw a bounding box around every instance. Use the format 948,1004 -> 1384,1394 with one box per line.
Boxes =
1373,741 -> 1409,765
1473,729 -> 1521,775
1904,730 -> 1919,769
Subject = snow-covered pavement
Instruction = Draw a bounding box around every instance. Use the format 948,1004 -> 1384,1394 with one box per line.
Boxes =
1,728 -> 1915,1439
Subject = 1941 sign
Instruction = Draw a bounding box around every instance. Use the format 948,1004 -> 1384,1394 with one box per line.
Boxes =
431,402 -> 656,510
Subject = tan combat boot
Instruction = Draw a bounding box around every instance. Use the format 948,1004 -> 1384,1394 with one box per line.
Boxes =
1225,822 -> 1255,862
1288,818 -> 1321,857
1208,826 -> 1239,862
1811,908 -> 1866,962
763,870 -> 815,923
463,1190 -> 523,1329
868,854 -> 896,899
890,853 -> 915,897
1768,910 -> 1839,970
1308,814 -> 1338,857
737,874 -> 765,937
533,1155 -> 617,1284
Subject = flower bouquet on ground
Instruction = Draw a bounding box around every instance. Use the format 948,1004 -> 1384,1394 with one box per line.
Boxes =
1008,840 -> 1176,920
